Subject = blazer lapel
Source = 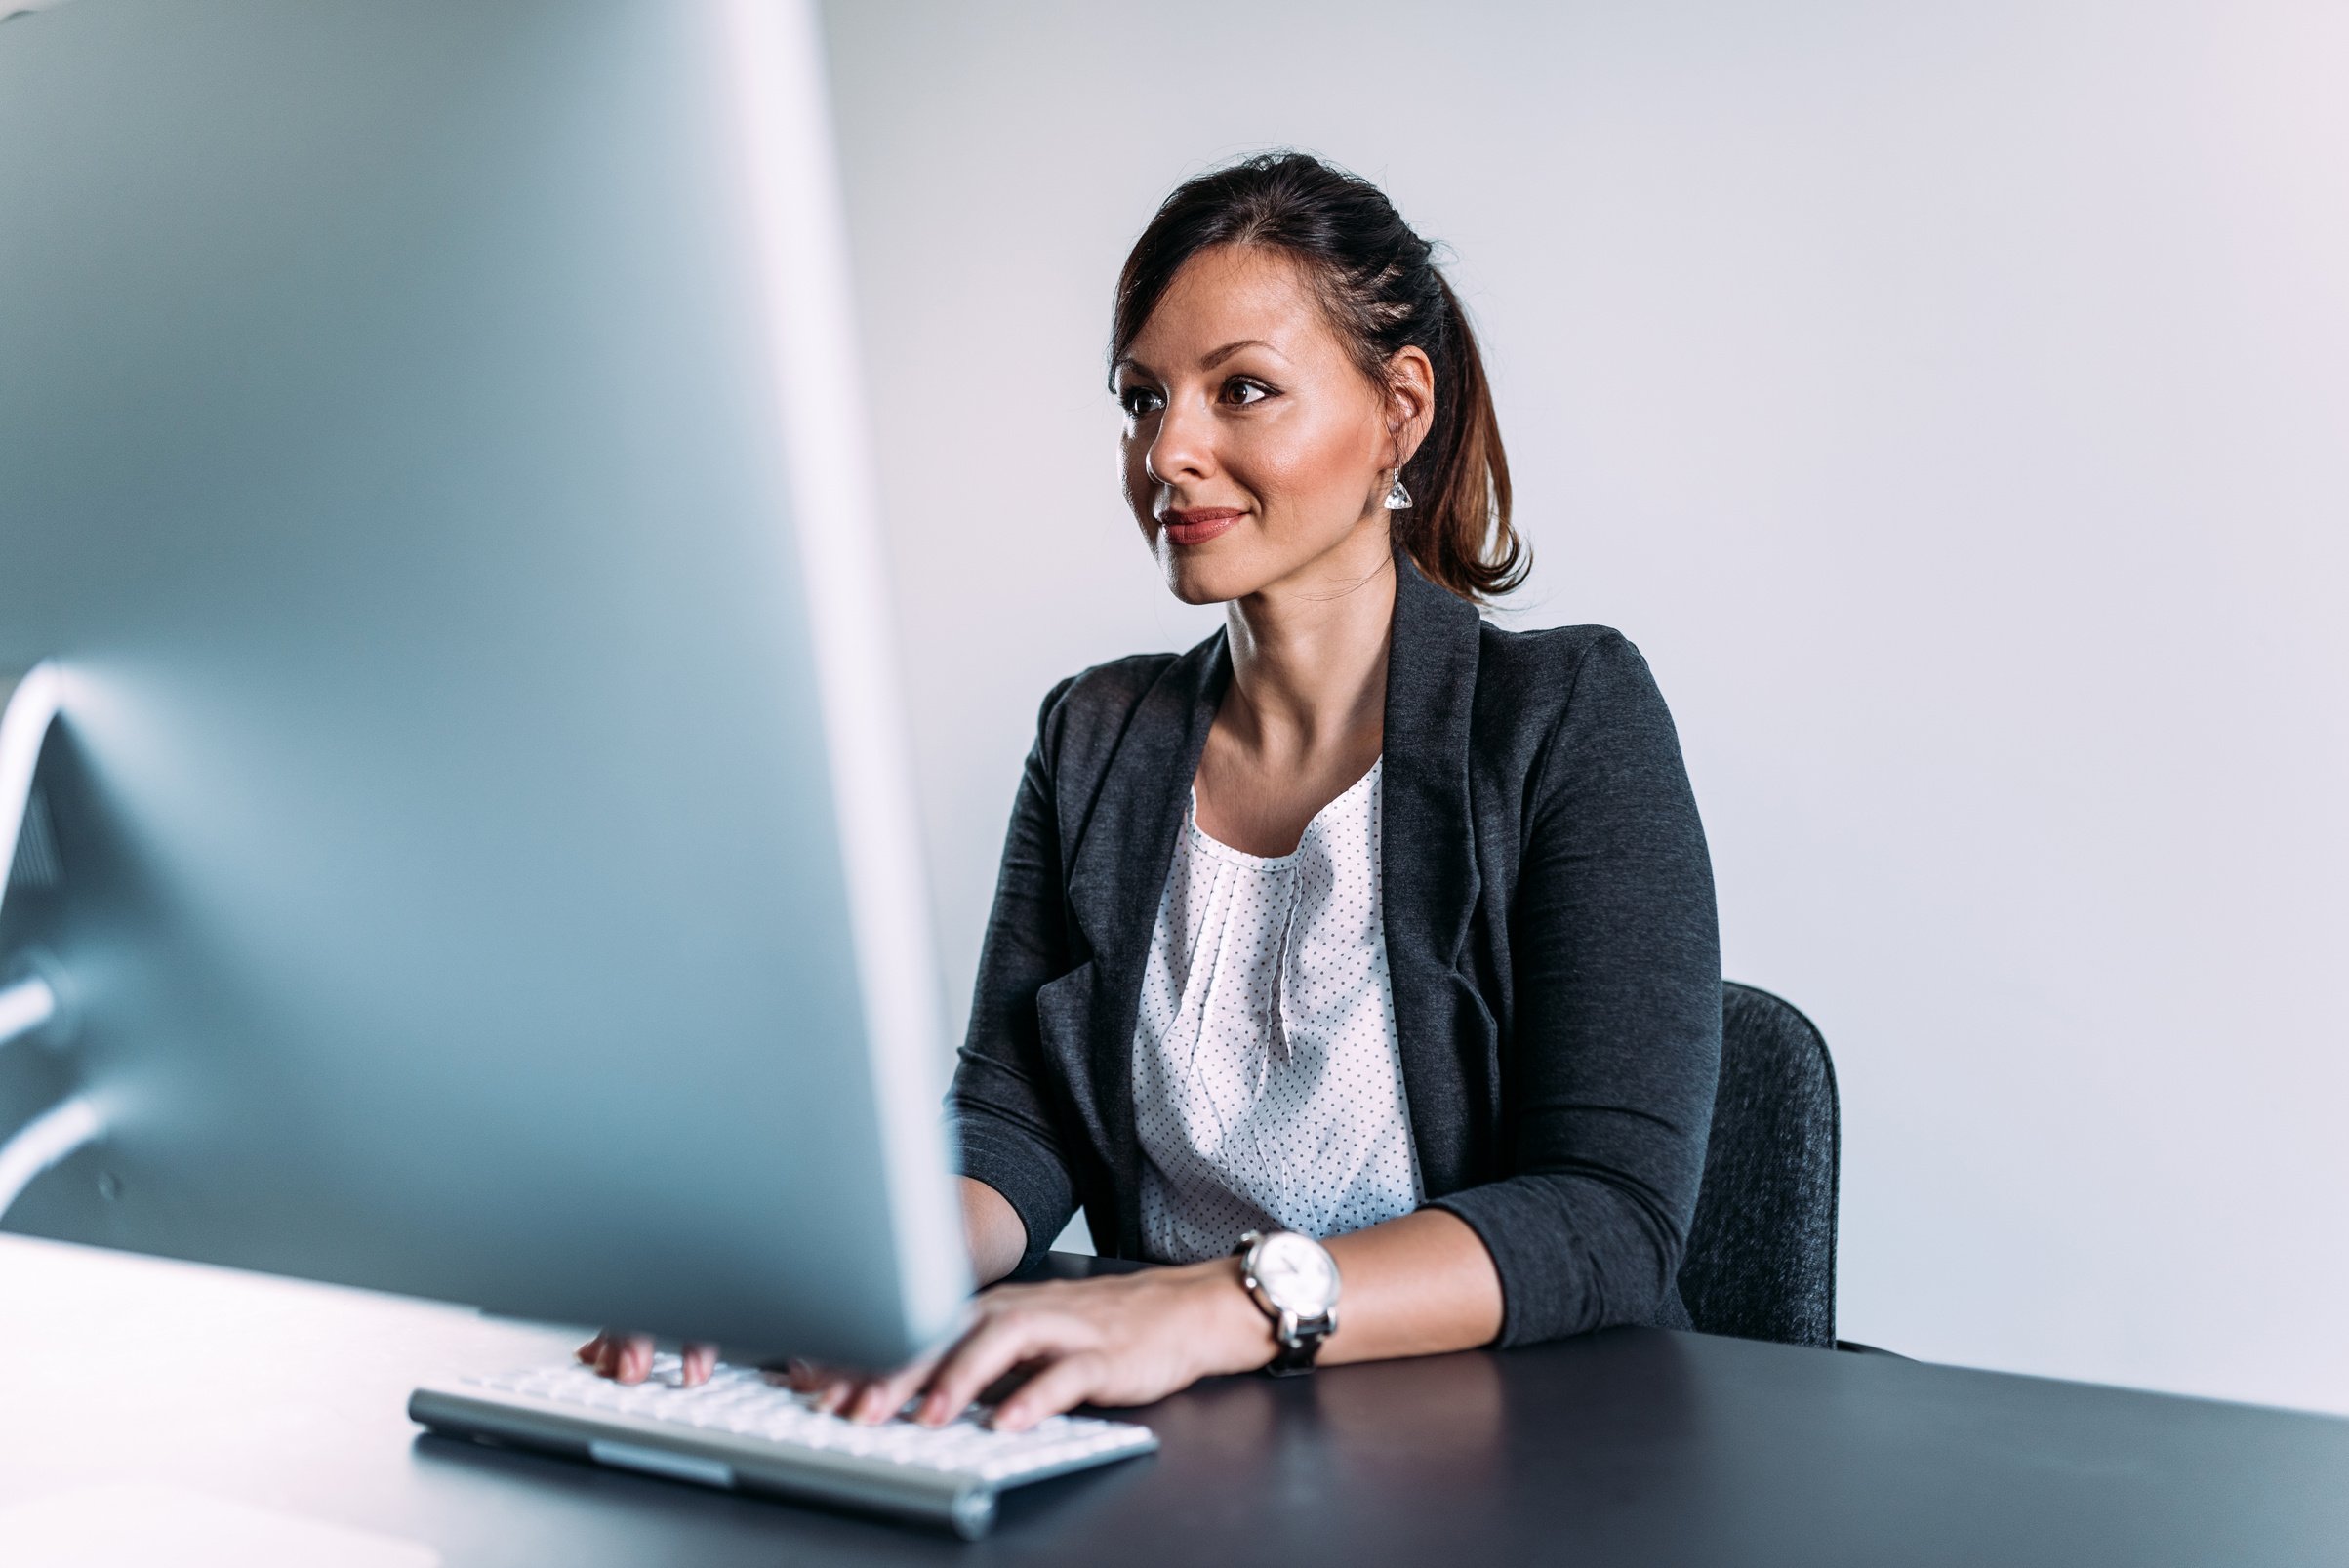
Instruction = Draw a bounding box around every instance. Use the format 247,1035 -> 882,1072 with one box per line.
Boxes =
1061,632 -> 1230,1255
1380,552 -> 1485,1198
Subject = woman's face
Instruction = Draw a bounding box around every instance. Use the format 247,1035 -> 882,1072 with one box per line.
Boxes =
1114,245 -> 1429,606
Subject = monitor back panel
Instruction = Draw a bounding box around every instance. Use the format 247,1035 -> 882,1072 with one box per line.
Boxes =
0,0 -> 962,1365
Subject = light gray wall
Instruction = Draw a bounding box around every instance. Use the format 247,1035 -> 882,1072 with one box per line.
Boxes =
819,0 -> 2349,1414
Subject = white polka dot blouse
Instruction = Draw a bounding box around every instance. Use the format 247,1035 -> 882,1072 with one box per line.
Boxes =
1131,757 -> 1424,1265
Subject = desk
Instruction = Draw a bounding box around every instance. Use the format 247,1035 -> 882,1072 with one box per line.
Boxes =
4,1233 -> 2344,1566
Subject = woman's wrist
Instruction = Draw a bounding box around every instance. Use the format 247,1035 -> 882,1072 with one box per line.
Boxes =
1180,1255 -> 1280,1378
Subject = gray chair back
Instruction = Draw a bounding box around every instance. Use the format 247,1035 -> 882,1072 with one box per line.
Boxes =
1677,983 -> 1840,1347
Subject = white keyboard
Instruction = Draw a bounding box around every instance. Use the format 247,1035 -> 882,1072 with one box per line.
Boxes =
408,1356 -> 1156,1538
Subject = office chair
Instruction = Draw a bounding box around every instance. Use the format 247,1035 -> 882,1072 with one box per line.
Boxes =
1676,982 -> 1862,1351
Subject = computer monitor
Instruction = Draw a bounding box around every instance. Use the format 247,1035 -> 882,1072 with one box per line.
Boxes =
0,0 -> 971,1368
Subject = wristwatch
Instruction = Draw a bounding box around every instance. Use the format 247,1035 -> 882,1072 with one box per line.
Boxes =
1233,1229 -> 1341,1375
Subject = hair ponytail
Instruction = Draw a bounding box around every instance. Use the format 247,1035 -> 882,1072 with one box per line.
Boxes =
1112,152 -> 1527,604
1408,272 -> 1519,601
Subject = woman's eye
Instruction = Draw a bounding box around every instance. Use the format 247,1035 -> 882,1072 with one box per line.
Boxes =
1118,386 -> 1165,417
1222,378 -> 1271,407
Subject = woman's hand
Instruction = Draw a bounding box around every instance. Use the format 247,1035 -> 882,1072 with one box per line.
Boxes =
580,1179 -> 1025,1394
576,1330 -> 718,1387
787,1259 -> 1277,1432
574,1206 -> 1499,1416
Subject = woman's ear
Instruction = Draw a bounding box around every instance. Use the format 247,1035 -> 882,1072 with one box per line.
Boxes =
1385,345 -> 1437,468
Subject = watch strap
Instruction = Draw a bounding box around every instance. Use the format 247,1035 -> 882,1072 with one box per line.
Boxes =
1265,1313 -> 1332,1375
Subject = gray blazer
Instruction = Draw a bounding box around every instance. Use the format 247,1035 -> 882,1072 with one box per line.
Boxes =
950,552 -> 1721,1345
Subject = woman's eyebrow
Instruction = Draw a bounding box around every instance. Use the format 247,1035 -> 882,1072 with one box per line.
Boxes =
1200,339 -> 1278,369
1108,339 -> 1283,389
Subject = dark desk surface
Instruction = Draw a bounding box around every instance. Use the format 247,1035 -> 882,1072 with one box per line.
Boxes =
5,1234 -> 2345,1567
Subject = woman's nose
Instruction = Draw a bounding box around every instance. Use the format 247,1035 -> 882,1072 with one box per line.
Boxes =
1145,395 -> 1213,487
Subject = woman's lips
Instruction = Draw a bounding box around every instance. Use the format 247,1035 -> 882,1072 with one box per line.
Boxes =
1162,508 -> 1244,546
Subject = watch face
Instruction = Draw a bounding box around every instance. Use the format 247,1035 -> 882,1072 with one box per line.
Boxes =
1254,1231 -> 1340,1316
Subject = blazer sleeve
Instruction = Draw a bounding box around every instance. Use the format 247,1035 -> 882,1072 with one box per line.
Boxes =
947,676 -> 1083,1271
1430,632 -> 1722,1346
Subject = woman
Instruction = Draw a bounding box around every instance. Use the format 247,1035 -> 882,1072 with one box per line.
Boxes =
588,152 -> 1721,1428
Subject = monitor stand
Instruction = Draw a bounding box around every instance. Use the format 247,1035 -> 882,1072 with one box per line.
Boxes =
0,662 -> 101,1220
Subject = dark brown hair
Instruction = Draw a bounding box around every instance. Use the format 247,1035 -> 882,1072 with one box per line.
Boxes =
1111,152 -> 1523,603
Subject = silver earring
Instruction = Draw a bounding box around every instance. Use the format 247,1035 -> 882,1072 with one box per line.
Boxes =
1384,470 -> 1412,511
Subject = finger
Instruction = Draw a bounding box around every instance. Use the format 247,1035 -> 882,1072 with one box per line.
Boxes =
778,1357 -> 839,1391
681,1342 -> 718,1387
990,1350 -> 1107,1433
848,1341 -> 953,1426
576,1333 -> 609,1366
771,1357 -> 873,1416
775,1360 -> 861,1414
841,1296 -> 990,1425
594,1337 -> 622,1378
614,1331 -> 657,1385
914,1315 -> 1062,1427
848,1364 -> 926,1425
